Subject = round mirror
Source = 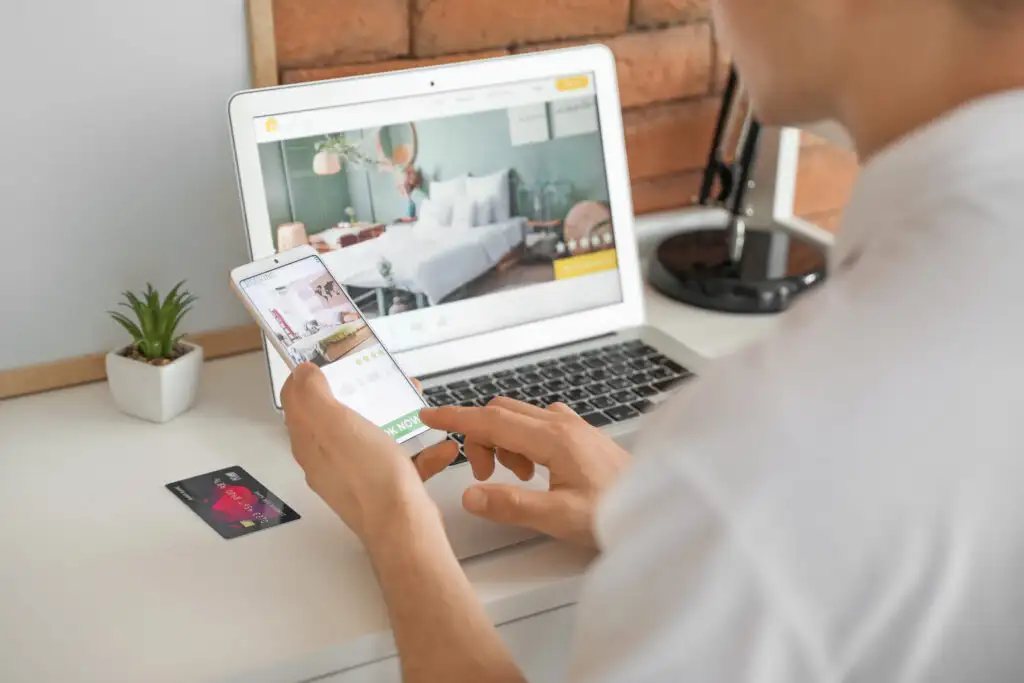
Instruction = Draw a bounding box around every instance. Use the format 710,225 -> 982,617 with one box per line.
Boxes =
377,123 -> 418,169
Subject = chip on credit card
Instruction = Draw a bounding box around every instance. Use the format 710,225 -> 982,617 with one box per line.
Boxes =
166,466 -> 300,539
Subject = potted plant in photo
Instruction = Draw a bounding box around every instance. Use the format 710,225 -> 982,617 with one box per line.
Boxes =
106,281 -> 203,423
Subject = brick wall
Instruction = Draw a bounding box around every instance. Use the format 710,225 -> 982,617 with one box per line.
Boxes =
272,0 -> 858,230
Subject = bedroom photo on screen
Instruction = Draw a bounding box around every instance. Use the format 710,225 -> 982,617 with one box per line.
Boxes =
256,89 -> 619,322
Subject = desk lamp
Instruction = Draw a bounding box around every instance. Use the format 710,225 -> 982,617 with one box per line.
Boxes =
648,66 -> 845,314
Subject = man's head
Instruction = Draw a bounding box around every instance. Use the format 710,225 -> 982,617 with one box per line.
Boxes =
712,0 -> 1024,153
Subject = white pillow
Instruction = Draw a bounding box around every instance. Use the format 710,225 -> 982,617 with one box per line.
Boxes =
416,197 -> 452,227
466,169 -> 510,221
450,196 -> 479,228
477,196 -> 497,225
429,176 -> 467,208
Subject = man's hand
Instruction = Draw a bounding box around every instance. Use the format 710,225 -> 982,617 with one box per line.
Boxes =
280,363 -> 456,546
420,398 -> 630,548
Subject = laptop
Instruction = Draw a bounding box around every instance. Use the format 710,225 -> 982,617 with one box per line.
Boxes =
228,45 -> 704,559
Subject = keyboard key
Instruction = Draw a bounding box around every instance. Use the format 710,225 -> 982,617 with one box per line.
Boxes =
476,382 -> 499,394
660,358 -> 687,374
608,364 -> 630,376
612,390 -> 638,403
559,353 -> 581,364
629,358 -> 652,371
566,373 -> 590,386
564,388 -> 589,402
470,375 -> 493,385
542,393 -> 567,406
621,339 -> 645,349
504,389 -> 526,401
424,385 -> 448,396
628,372 -> 650,385
519,372 -> 543,384
459,401 -> 478,408
580,411 -> 613,427
586,381 -> 611,396
634,384 -> 659,398
544,378 -> 568,392
648,366 -> 672,380
588,369 -> 609,381
606,404 -> 640,422
540,368 -> 564,380
590,395 -> 616,410
448,380 -> 470,390
632,399 -> 655,413
452,452 -> 468,466
562,362 -> 586,374
538,359 -> 560,368
582,357 -> 606,370
604,351 -> 627,363
430,393 -> 458,406
580,349 -> 604,358
527,398 -> 546,408
653,377 -> 685,392
451,388 -> 479,401
568,400 -> 593,414
523,384 -> 546,397
516,363 -> 539,374
450,433 -> 465,443
493,369 -> 515,378
496,377 -> 522,390
606,377 -> 631,390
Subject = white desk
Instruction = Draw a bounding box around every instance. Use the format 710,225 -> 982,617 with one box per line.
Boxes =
0,260 -> 780,683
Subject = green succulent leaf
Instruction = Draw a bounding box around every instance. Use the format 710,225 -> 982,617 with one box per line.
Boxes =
109,281 -> 197,360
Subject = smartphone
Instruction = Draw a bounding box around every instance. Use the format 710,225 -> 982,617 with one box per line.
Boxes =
230,245 -> 447,456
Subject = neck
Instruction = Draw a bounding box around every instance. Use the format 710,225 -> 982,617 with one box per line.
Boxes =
837,11 -> 1024,160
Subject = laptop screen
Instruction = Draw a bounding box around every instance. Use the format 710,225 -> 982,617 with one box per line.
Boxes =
251,72 -> 623,354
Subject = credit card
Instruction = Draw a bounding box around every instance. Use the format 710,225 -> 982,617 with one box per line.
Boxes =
166,466 -> 300,539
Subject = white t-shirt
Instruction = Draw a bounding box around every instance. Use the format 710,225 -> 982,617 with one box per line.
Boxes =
570,90 -> 1024,683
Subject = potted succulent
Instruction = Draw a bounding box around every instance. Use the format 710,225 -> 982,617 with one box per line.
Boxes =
106,281 -> 203,423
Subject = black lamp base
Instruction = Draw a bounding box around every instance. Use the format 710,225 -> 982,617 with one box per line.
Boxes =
648,227 -> 828,314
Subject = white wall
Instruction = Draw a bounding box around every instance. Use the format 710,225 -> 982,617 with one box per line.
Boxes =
0,1 -> 253,369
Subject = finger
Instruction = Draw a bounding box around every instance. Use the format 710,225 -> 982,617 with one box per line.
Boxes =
547,402 -> 580,417
496,449 -> 535,481
462,484 -> 566,536
420,405 -> 554,465
411,378 -> 422,393
464,440 -> 496,481
413,440 -> 459,481
487,396 -> 555,420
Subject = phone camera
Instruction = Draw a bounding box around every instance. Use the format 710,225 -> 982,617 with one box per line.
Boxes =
430,81 -> 435,87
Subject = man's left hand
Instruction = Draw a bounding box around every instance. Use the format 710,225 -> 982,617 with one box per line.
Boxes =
280,363 -> 457,546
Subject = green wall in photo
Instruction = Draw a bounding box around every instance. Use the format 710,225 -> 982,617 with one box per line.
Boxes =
360,107 -> 610,224
259,140 -> 352,246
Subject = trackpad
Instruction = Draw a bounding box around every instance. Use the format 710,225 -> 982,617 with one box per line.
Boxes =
426,462 -> 548,560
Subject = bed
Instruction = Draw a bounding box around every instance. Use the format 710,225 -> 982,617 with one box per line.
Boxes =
321,217 -> 527,308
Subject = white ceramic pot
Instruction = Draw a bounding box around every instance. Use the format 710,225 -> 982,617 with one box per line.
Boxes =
105,341 -> 203,423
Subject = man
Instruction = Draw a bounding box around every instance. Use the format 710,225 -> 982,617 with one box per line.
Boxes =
280,0 -> 1024,680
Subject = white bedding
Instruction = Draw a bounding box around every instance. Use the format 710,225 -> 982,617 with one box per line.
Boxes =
322,217 -> 526,305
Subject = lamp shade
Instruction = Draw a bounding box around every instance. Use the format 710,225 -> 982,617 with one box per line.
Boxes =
276,222 -> 308,252
312,151 -> 342,175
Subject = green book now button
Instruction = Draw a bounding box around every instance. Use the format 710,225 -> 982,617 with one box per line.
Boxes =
382,410 -> 424,440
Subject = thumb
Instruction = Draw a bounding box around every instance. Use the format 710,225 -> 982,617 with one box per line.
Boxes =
462,484 -> 563,534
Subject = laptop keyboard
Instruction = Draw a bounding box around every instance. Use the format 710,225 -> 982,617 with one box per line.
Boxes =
422,340 -> 695,465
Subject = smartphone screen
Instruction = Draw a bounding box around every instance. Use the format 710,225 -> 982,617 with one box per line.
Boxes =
238,254 -> 430,444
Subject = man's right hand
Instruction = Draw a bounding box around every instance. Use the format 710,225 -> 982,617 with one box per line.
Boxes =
419,398 -> 630,549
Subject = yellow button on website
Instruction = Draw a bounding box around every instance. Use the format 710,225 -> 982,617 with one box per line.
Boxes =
556,75 -> 589,92
554,249 -> 618,280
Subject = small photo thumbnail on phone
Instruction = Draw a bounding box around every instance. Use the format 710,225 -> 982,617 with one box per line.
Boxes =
256,271 -> 375,368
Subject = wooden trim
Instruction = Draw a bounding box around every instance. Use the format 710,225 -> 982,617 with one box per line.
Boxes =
246,0 -> 279,88
0,325 -> 263,400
